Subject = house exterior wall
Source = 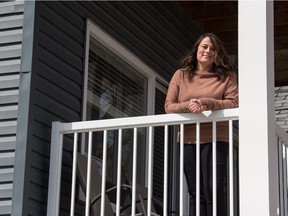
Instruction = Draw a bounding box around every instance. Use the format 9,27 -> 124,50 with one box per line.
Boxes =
9,1 -> 200,215
0,0 -> 24,215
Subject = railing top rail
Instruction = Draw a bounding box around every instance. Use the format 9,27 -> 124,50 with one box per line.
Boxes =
53,108 -> 239,134
275,122 -> 288,146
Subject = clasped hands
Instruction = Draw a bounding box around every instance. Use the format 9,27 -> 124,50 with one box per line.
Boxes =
188,99 -> 207,113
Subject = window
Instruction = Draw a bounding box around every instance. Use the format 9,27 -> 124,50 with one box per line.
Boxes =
82,20 -> 165,185
87,37 -> 148,120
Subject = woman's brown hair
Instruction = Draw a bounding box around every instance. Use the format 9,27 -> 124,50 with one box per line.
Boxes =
180,33 -> 234,80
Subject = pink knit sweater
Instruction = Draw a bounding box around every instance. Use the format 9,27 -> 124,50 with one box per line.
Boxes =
165,69 -> 238,144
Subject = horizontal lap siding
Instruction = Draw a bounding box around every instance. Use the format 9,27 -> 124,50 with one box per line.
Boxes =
28,1 -> 199,215
78,1 -> 198,78
25,1 -> 83,215
0,0 -> 24,215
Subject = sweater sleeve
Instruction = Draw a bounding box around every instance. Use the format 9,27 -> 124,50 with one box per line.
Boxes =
200,72 -> 239,110
165,70 -> 190,113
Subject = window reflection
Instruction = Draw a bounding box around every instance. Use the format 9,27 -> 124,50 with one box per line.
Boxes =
86,37 -> 147,185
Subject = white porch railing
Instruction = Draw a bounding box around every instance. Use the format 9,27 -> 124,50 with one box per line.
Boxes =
46,108 -> 288,216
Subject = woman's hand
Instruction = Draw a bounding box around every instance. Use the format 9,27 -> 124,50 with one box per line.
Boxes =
188,99 -> 207,113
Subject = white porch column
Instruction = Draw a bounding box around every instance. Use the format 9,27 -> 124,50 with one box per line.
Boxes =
239,1 -> 278,216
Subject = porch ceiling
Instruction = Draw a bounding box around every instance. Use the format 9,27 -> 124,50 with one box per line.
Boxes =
175,1 -> 288,87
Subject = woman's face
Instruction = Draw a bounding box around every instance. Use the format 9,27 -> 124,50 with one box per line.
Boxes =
196,37 -> 216,69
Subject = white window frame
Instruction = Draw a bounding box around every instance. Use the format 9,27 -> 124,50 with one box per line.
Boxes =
82,19 -> 159,122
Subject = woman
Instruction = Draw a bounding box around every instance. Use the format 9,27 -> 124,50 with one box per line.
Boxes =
165,33 -> 238,216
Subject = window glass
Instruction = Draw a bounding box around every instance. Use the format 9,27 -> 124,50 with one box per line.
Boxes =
86,36 -> 148,184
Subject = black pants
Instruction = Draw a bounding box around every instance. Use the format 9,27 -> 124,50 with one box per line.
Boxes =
184,142 -> 228,216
